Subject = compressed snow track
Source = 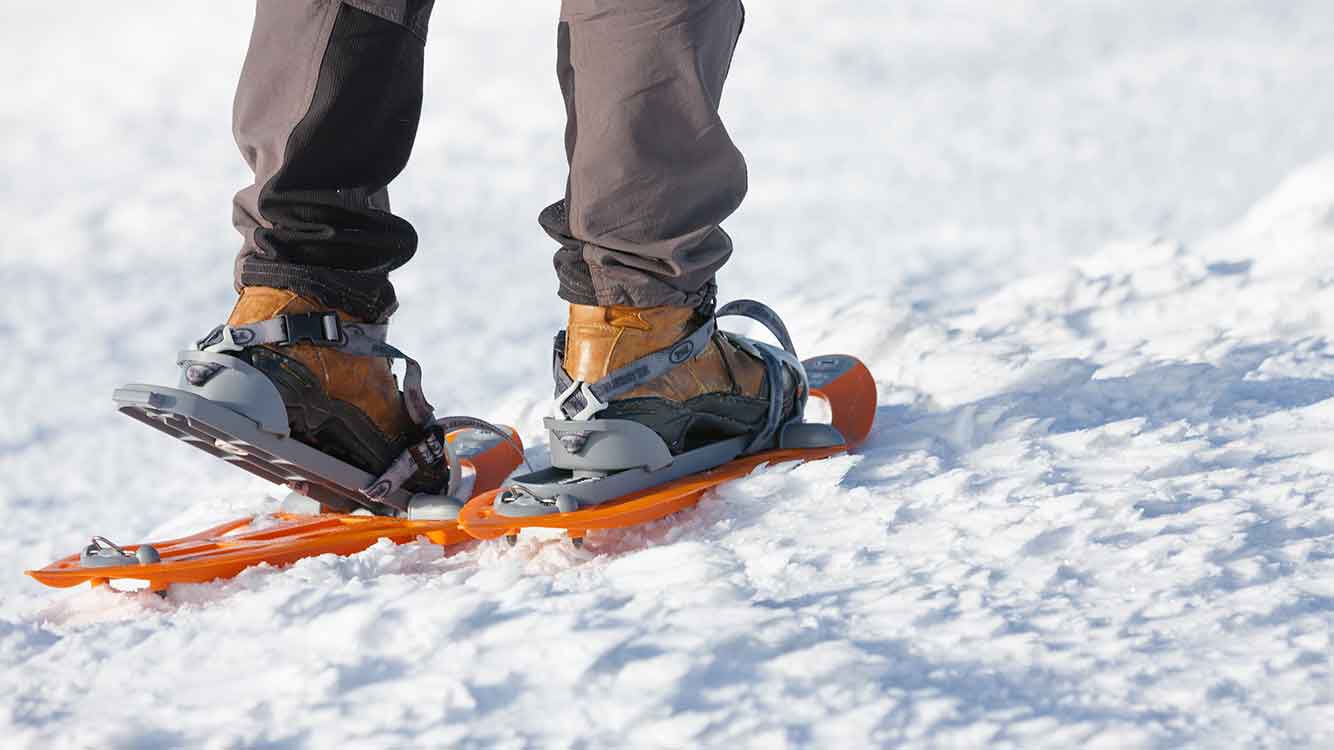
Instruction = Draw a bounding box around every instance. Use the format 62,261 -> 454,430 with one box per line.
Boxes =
4,2 -> 1334,748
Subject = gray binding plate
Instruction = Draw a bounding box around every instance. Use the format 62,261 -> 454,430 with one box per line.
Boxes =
493,354 -> 855,520
113,383 -> 512,516
495,436 -> 749,518
115,383 -> 410,513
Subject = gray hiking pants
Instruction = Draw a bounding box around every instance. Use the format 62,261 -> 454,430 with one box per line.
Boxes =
232,0 -> 746,322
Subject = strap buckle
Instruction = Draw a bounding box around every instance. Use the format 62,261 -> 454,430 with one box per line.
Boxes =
554,379 -> 608,421
280,312 -> 343,346
196,324 -> 225,350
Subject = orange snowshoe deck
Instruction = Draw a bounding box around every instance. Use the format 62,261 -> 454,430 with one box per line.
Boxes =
27,427 -> 524,592
458,355 -> 876,541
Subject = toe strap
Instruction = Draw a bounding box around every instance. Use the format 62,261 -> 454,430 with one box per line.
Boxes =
197,313 -> 437,425
551,298 -> 809,453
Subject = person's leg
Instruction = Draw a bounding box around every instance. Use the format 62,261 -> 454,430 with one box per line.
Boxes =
541,2 -> 796,455
222,1 -> 446,494
232,0 -> 435,323
544,0 -> 747,309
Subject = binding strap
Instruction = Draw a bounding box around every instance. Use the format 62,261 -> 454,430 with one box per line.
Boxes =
198,312 -> 434,425
553,316 -> 719,420
725,333 -> 808,453
358,416 -> 524,504
716,299 -> 797,355
552,299 -> 808,453
717,299 -> 807,452
197,313 -> 525,507
198,312 -> 371,351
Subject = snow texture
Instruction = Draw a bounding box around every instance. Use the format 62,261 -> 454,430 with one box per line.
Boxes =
3,2 -> 1334,748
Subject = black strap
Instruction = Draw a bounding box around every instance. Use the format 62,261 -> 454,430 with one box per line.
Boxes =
360,417 -> 528,505
196,312 -> 380,350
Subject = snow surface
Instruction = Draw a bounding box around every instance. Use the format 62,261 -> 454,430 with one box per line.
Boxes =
3,1 -> 1334,747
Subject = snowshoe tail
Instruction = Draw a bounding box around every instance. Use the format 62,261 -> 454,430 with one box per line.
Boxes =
115,348 -> 425,514
114,347 -> 521,516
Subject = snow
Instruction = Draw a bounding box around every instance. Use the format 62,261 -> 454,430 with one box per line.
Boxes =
3,1 -> 1334,747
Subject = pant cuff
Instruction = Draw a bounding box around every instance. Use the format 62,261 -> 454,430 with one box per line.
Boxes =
236,258 -> 398,322
587,265 -> 717,309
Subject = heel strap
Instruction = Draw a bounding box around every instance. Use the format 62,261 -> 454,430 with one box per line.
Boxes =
715,299 -> 796,355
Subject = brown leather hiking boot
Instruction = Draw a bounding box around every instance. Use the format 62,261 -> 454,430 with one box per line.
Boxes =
225,287 -> 438,489
562,304 -> 794,453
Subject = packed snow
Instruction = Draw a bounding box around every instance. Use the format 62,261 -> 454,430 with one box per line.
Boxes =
3,2 -> 1333,747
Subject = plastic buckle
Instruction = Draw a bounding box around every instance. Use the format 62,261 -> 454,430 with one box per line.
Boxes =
281,312 -> 343,346
195,324 -> 225,350
413,425 -> 448,467
554,380 -> 607,421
